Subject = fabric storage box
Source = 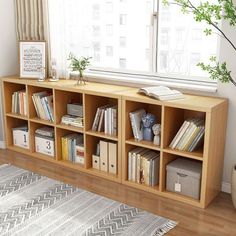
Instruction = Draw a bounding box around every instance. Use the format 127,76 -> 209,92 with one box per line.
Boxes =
166,158 -> 202,199
67,103 -> 83,117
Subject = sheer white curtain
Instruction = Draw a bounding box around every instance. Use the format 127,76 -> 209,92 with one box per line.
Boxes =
47,0 -> 155,77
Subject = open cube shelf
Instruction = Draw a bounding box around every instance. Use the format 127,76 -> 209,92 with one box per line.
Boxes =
1,77 -> 228,208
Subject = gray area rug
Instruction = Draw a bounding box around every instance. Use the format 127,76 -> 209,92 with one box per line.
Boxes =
0,164 -> 177,236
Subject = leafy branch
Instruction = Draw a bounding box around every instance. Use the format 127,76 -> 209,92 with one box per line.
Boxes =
68,53 -> 91,77
163,0 -> 236,86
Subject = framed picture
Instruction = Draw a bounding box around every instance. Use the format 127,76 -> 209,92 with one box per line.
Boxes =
19,41 -> 46,79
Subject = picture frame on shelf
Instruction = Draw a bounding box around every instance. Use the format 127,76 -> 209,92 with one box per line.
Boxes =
19,41 -> 47,79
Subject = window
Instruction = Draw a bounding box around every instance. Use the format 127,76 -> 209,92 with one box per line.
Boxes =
48,0 -> 218,88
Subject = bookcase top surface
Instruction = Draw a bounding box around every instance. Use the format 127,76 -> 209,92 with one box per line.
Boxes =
115,88 -> 227,112
1,76 -> 227,112
1,76 -> 132,98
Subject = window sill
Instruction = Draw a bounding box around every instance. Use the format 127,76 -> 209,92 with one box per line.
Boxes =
84,71 -> 218,93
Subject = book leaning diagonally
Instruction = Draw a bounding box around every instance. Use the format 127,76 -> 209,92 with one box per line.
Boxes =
138,86 -> 184,101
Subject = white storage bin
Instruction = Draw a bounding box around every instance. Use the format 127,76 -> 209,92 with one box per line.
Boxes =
166,158 -> 202,200
35,135 -> 55,157
13,128 -> 29,149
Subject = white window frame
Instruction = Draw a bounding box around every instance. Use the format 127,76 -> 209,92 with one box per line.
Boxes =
83,0 -> 218,92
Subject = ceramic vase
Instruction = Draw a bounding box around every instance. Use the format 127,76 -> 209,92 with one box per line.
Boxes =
232,164 -> 236,208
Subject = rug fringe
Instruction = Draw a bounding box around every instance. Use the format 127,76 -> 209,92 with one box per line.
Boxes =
153,220 -> 178,236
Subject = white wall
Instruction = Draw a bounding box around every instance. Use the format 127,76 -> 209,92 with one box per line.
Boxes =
0,0 -> 235,191
0,0 -> 18,143
217,11 -> 236,187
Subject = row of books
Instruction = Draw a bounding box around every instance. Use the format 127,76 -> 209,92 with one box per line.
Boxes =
93,140 -> 117,174
128,147 -> 160,186
169,118 -> 205,152
129,109 -> 146,141
61,133 -> 84,164
32,91 -> 54,122
11,90 -> 27,116
92,105 -> 117,135
61,115 -> 83,127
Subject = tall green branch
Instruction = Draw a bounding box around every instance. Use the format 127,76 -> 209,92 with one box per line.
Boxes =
164,0 -> 236,87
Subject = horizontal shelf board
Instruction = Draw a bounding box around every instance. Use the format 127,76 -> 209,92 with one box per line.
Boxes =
163,190 -> 201,207
30,117 -> 55,126
31,152 -> 56,162
86,130 -> 118,141
7,145 -> 31,154
126,138 -> 161,151
163,147 -> 203,160
6,113 -> 28,120
56,124 -> 84,133
123,180 -> 159,193
86,168 -> 120,183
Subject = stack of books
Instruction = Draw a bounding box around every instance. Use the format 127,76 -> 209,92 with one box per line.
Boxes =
129,109 -> 146,141
169,118 -> 205,152
139,86 -> 184,101
61,133 -> 84,164
32,91 -> 54,122
35,127 -> 55,157
61,115 -> 83,127
92,105 -> 117,135
128,147 -> 160,186
11,90 -> 27,116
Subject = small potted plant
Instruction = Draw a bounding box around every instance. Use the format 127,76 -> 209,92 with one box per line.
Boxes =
68,53 -> 91,85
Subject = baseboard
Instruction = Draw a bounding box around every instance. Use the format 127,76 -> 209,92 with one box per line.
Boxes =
222,181 -> 231,194
0,141 -> 6,149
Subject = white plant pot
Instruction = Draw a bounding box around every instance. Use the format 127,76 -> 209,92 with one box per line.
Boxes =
232,164 -> 236,209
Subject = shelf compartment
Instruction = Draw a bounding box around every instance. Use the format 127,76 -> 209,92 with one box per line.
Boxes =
29,121 -> 55,157
124,100 -> 162,141
84,94 -> 118,133
161,152 -> 202,201
86,130 -> 118,141
123,143 -> 161,189
55,127 -> 85,165
125,138 -> 160,151
54,89 -> 83,125
27,85 -> 54,120
85,134 -> 119,179
163,106 -> 206,154
3,82 -> 27,115
6,113 -> 28,120
5,116 -> 29,148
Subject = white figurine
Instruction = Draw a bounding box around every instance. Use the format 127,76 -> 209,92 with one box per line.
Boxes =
152,124 -> 161,146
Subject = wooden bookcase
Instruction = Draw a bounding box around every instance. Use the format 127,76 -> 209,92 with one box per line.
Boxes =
1,77 -> 228,208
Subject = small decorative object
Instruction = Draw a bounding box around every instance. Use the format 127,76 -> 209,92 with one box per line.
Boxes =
142,113 -> 156,141
49,58 -> 59,82
19,41 -> 46,79
68,53 -> 91,85
38,66 -> 46,82
232,164 -> 236,208
152,124 -> 161,146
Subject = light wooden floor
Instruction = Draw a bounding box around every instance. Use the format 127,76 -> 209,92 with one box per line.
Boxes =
0,149 -> 235,236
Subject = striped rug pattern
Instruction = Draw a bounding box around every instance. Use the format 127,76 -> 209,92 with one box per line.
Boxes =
0,164 -> 177,236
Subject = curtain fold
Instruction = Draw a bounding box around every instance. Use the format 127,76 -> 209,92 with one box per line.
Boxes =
15,0 -> 48,41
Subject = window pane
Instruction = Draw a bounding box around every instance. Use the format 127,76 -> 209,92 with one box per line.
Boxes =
157,1 -> 218,78
48,0 -> 155,73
